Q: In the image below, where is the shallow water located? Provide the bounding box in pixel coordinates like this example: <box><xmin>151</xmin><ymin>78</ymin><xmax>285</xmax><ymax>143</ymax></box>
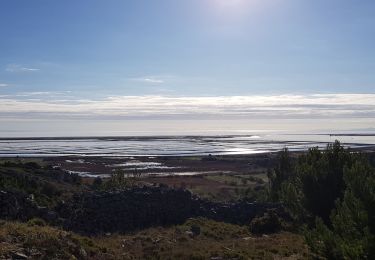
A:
<box><xmin>0</xmin><ymin>134</ymin><xmax>374</xmax><ymax>157</ymax></box>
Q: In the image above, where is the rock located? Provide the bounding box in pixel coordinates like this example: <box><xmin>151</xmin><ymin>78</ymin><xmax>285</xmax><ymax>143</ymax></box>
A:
<box><xmin>29</xmin><ymin>248</ymin><xmax>42</xmax><ymax>258</ymax></box>
<box><xmin>185</xmin><ymin>231</ymin><xmax>194</xmax><ymax>238</ymax></box>
<box><xmin>79</xmin><ymin>247</ymin><xmax>87</xmax><ymax>258</ymax></box>
<box><xmin>11</xmin><ymin>252</ymin><xmax>28</xmax><ymax>259</ymax></box>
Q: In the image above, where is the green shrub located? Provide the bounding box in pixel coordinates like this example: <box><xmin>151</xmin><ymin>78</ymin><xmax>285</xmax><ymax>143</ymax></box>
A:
<box><xmin>102</xmin><ymin>169</ymin><xmax>133</xmax><ymax>190</ymax></box>
<box><xmin>305</xmin><ymin>161</ymin><xmax>375</xmax><ymax>259</ymax></box>
<box><xmin>269</xmin><ymin>141</ymin><xmax>358</xmax><ymax>224</ymax></box>
<box><xmin>268</xmin><ymin>141</ymin><xmax>375</xmax><ymax>258</ymax></box>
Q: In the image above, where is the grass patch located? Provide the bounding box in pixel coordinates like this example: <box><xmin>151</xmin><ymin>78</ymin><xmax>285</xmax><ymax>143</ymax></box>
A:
<box><xmin>0</xmin><ymin>220</ymin><xmax>112</xmax><ymax>259</ymax></box>
<box><xmin>93</xmin><ymin>218</ymin><xmax>308</xmax><ymax>259</ymax></box>
<box><xmin>187</xmin><ymin>174</ymin><xmax>268</xmax><ymax>202</ymax></box>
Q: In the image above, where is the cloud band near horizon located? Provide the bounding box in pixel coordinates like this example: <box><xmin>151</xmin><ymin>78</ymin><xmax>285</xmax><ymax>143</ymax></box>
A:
<box><xmin>0</xmin><ymin>94</ymin><xmax>374</xmax><ymax>120</ymax></box>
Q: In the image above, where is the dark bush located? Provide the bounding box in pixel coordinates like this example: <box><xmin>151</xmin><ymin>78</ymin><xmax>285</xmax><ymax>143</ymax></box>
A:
<box><xmin>24</xmin><ymin>162</ymin><xmax>42</xmax><ymax>170</ymax></box>
<box><xmin>249</xmin><ymin>209</ymin><xmax>282</xmax><ymax>234</ymax></box>
<box><xmin>190</xmin><ymin>224</ymin><xmax>201</xmax><ymax>236</ymax></box>
<box><xmin>92</xmin><ymin>177</ymin><xmax>103</xmax><ymax>189</ymax></box>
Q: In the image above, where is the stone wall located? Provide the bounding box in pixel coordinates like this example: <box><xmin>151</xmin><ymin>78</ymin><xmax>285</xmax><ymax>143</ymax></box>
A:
<box><xmin>1</xmin><ymin>186</ymin><xmax>284</xmax><ymax>235</ymax></box>
<box><xmin>55</xmin><ymin>186</ymin><xmax>283</xmax><ymax>234</ymax></box>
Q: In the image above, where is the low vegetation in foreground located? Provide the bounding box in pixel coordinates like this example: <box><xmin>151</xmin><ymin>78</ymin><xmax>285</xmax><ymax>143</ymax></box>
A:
<box><xmin>0</xmin><ymin>218</ymin><xmax>307</xmax><ymax>260</ymax></box>
<box><xmin>0</xmin><ymin>219</ymin><xmax>107</xmax><ymax>259</ymax></box>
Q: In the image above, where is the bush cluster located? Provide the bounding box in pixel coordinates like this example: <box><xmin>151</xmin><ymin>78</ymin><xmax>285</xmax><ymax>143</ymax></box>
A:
<box><xmin>268</xmin><ymin>141</ymin><xmax>375</xmax><ymax>259</ymax></box>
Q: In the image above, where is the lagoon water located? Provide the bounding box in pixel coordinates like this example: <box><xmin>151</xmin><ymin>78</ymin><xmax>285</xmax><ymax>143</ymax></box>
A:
<box><xmin>0</xmin><ymin>134</ymin><xmax>375</xmax><ymax>157</ymax></box>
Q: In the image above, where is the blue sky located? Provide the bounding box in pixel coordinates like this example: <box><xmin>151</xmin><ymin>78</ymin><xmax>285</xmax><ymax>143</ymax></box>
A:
<box><xmin>0</xmin><ymin>0</ymin><xmax>374</xmax><ymax>136</ymax></box>
<box><xmin>1</xmin><ymin>0</ymin><xmax>375</xmax><ymax>96</ymax></box>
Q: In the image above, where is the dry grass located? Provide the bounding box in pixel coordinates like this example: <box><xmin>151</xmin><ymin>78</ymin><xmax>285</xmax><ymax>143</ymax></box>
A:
<box><xmin>0</xmin><ymin>218</ymin><xmax>308</xmax><ymax>259</ymax></box>
<box><xmin>94</xmin><ymin>218</ymin><xmax>309</xmax><ymax>260</ymax></box>
<box><xmin>0</xmin><ymin>220</ymin><xmax>112</xmax><ymax>259</ymax></box>
<box><xmin>142</xmin><ymin>173</ymin><xmax>268</xmax><ymax>202</ymax></box>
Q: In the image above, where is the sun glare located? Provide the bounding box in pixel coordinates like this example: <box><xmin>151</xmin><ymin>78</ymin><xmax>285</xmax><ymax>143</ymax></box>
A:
<box><xmin>215</xmin><ymin>0</ymin><xmax>247</xmax><ymax>8</ymax></box>
<box><xmin>214</xmin><ymin>0</ymin><xmax>249</xmax><ymax>9</ymax></box>
<box><xmin>210</xmin><ymin>0</ymin><xmax>261</xmax><ymax>15</ymax></box>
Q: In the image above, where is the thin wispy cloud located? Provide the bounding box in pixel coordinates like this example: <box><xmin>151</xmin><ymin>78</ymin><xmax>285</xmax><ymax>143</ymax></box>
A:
<box><xmin>0</xmin><ymin>94</ymin><xmax>374</xmax><ymax>120</ymax></box>
<box><xmin>0</xmin><ymin>91</ymin><xmax>75</xmax><ymax>101</ymax></box>
<box><xmin>0</xmin><ymin>83</ymin><xmax>8</xmax><ymax>87</ymax></box>
<box><xmin>130</xmin><ymin>75</ymin><xmax>178</xmax><ymax>84</ymax></box>
<box><xmin>15</xmin><ymin>91</ymin><xmax>72</xmax><ymax>96</ymax></box>
<box><xmin>131</xmin><ymin>77</ymin><xmax>165</xmax><ymax>84</ymax></box>
<box><xmin>144</xmin><ymin>78</ymin><xmax>164</xmax><ymax>83</ymax></box>
<box><xmin>5</xmin><ymin>64</ymin><xmax>40</xmax><ymax>72</ymax></box>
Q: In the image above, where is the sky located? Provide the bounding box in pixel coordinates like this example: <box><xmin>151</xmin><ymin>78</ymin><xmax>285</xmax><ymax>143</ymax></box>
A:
<box><xmin>0</xmin><ymin>0</ymin><xmax>374</xmax><ymax>136</ymax></box>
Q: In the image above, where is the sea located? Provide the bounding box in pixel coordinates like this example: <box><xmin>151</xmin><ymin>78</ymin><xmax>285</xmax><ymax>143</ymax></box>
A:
<box><xmin>0</xmin><ymin>133</ymin><xmax>375</xmax><ymax>157</ymax></box>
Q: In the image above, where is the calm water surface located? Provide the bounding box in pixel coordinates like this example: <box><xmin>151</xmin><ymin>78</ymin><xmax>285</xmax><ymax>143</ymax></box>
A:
<box><xmin>0</xmin><ymin>134</ymin><xmax>374</xmax><ymax>157</ymax></box>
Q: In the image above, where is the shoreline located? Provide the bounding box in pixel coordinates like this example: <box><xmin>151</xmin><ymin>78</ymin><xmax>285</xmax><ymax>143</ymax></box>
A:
<box><xmin>2</xmin><ymin>146</ymin><xmax>374</xmax><ymax>179</ymax></box>
<box><xmin>0</xmin><ymin>132</ymin><xmax>375</xmax><ymax>140</ymax></box>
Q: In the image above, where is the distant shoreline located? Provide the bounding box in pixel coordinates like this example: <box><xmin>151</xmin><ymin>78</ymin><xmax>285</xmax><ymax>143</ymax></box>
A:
<box><xmin>328</xmin><ymin>134</ymin><xmax>375</xmax><ymax>137</ymax></box>
<box><xmin>1</xmin><ymin>132</ymin><xmax>375</xmax><ymax>140</ymax></box>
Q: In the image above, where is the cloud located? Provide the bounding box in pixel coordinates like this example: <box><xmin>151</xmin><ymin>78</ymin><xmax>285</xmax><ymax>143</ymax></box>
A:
<box><xmin>143</xmin><ymin>78</ymin><xmax>164</xmax><ymax>83</ymax></box>
<box><xmin>131</xmin><ymin>76</ymin><xmax>166</xmax><ymax>84</ymax></box>
<box><xmin>0</xmin><ymin>83</ymin><xmax>8</xmax><ymax>87</ymax></box>
<box><xmin>5</xmin><ymin>64</ymin><xmax>40</xmax><ymax>72</ymax></box>
<box><xmin>0</xmin><ymin>94</ymin><xmax>374</xmax><ymax>120</ymax></box>
<box><xmin>15</xmin><ymin>91</ymin><xmax>72</xmax><ymax>96</ymax></box>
